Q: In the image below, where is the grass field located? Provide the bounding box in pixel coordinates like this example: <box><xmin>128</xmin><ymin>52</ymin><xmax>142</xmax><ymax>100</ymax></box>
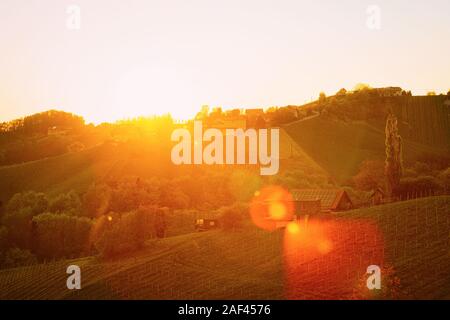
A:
<box><xmin>0</xmin><ymin>143</ymin><xmax>123</xmax><ymax>203</ymax></box>
<box><xmin>284</xmin><ymin>117</ymin><xmax>443</xmax><ymax>182</ymax></box>
<box><xmin>0</xmin><ymin>196</ymin><xmax>448</xmax><ymax>300</ymax></box>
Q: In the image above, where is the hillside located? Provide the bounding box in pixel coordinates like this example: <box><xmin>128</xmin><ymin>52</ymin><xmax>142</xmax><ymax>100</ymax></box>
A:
<box><xmin>0</xmin><ymin>143</ymin><xmax>123</xmax><ymax>203</ymax></box>
<box><xmin>284</xmin><ymin>116</ymin><xmax>444</xmax><ymax>183</ymax></box>
<box><xmin>391</xmin><ymin>96</ymin><xmax>449</xmax><ymax>150</ymax></box>
<box><xmin>0</xmin><ymin>127</ymin><xmax>330</xmax><ymax>204</ymax></box>
<box><xmin>0</xmin><ymin>196</ymin><xmax>448</xmax><ymax>300</ymax></box>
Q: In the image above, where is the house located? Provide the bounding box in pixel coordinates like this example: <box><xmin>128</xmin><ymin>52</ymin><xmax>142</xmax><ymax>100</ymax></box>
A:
<box><xmin>370</xmin><ymin>187</ymin><xmax>385</xmax><ymax>206</ymax></box>
<box><xmin>296</xmin><ymin>199</ymin><xmax>321</xmax><ymax>215</ymax></box>
<box><xmin>291</xmin><ymin>189</ymin><xmax>353</xmax><ymax>213</ymax></box>
<box><xmin>195</xmin><ymin>218</ymin><xmax>219</xmax><ymax>231</ymax></box>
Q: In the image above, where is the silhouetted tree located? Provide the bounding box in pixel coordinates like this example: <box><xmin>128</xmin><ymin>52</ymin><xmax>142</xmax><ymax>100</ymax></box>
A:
<box><xmin>318</xmin><ymin>92</ymin><xmax>327</xmax><ymax>104</ymax></box>
<box><xmin>385</xmin><ymin>113</ymin><xmax>403</xmax><ymax>198</ymax></box>
<box><xmin>33</xmin><ymin>213</ymin><xmax>92</xmax><ymax>259</ymax></box>
<box><xmin>336</xmin><ymin>88</ymin><xmax>347</xmax><ymax>96</ymax></box>
<box><xmin>353</xmin><ymin>160</ymin><xmax>385</xmax><ymax>191</ymax></box>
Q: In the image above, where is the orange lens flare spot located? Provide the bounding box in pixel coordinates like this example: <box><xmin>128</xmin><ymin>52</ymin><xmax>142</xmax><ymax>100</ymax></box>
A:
<box><xmin>286</xmin><ymin>222</ymin><xmax>300</xmax><ymax>234</ymax></box>
<box><xmin>249</xmin><ymin>185</ymin><xmax>294</xmax><ymax>231</ymax></box>
<box><xmin>283</xmin><ymin>220</ymin><xmax>385</xmax><ymax>300</ymax></box>
<box><xmin>269</xmin><ymin>202</ymin><xmax>287</xmax><ymax>220</ymax></box>
<box><xmin>317</xmin><ymin>239</ymin><xmax>332</xmax><ymax>254</ymax></box>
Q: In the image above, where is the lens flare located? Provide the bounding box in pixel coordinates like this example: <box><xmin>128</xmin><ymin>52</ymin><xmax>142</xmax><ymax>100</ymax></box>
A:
<box><xmin>317</xmin><ymin>239</ymin><xmax>332</xmax><ymax>254</ymax></box>
<box><xmin>269</xmin><ymin>202</ymin><xmax>287</xmax><ymax>220</ymax></box>
<box><xmin>283</xmin><ymin>219</ymin><xmax>384</xmax><ymax>300</ymax></box>
<box><xmin>249</xmin><ymin>185</ymin><xmax>294</xmax><ymax>231</ymax></box>
<box><xmin>286</xmin><ymin>221</ymin><xmax>301</xmax><ymax>235</ymax></box>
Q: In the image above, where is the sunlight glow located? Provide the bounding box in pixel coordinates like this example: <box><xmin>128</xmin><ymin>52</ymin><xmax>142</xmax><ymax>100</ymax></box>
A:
<box><xmin>249</xmin><ymin>186</ymin><xmax>294</xmax><ymax>231</ymax></box>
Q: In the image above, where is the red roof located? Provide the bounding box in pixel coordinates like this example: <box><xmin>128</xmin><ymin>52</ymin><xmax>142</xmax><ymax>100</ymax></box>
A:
<box><xmin>291</xmin><ymin>189</ymin><xmax>352</xmax><ymax>211</ymax></box>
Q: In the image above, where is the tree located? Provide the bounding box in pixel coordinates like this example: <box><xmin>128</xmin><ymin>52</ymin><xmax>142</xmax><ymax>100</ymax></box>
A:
<box><xmin>336</xmin><ymin>88</ymin><xmax>347</xmax><ymax>96</ymax></box>
<box><xmin>353</xmin><ymin>160</ymin><xmax>385</xmax><ymax>191</ymax></box>
<box><xmin>1</xmin><ymin>248</ymin><xmax>37</xmax><ymax>269</ymax></box>
<box><xmin>94</xmin><ymin>207</ymin><xmax>167</xmax><ymax>258</ymax></box>
<box><xmin>354</xmin><ymin>83</ymin><xmax>371</xmax><ymax>91</ymax></box>
<box><xmin>152</xmin><ymin>207</ymin><xmax>167</xmax><ymax>238</ymax></box>
<box><xmin>49</xmin><ymin>190</ymin><xmax>81</xmax><ymax>215</ymax></box>
<box><xmin>385</xmin><ymin>113</ymin><xmax>403</xmax><ymax>198</ymax></box>
<box><xmin>6</xmin><ymin>191</ymin><xmax>48</xmax><ymax>216</ymax></box>
<box><xmin>82</xmin><ymin>183</ymin><xmax>112</xmax><ymax>218</ymax></box>
<box><xmin>2</xmin><ymin>191</ymin><xmax>48</xmax><ymax>249</ymax></box>
<box><xmin>33</xmin><ymin>213</ymin><xmax>92</xmax><ymax>259</ymax></box>
<box><xmin>219</xmin><ymin>203</ymin><xmax>247</xmax><ymax>231</ymax></box>
<box><xmin>318</xmin><ymin>92</ymin><xmax>327</xmax><ymax>104</ymax></box>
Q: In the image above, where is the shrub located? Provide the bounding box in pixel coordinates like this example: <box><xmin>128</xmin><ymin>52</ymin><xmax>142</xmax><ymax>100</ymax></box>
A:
<box><xmin>1</xmin><ymin>248</ymin><xmax>37</xmax><ymax>269</ymax></box>
<box><xmin>353</xmin><ymin>160</ymin><xmax>385</xmax><ymax>191</ymax></box>
<box><xmin>82</xmin><ymin>183</ymin><xmax>112</xmax><ymax>218</ymax></box>
<box><xmin>49</xmin><ymin>190</ymin><xmax>82</xmax><ymax>215</ymax></box>
<box><xmin>108</xmin><ymin>177</ymin><xmax>161</xmax><ymax>212</ymax></box>
<box><xmin>5</xmin><ymin>191</ymin><xmax>48</xmax><ymax>216</ymax></box>
<box><xmin>32</xmin><ymin>213</ymin><xmax>93</xmax><ymax>259</ymax></box>
<box><xmin>3</xmin><ymin>191</ymin><xmax>49</xmax><ymax>249</ymax></box>
<box><xmin>167</xmin><ymin>209</ymin><xmax>199</xmax><ymax>236</ymax></box>
<box><xmin>2</xmin><ymin>206</ymin><xmax>38</xmax><ymax>249</ymax></box>
<box><xmin>219</xmin><ymin>203</ymin><xmax>248</xmax><ymax>231</ymax></box>
<box><xmin>396</xmin><ymin>175</ymin><xmax>442</xmax><ymax>199</ymax></box>
<box><xmin>94</xmin><ymin>207</ymin><xmax>167</xmax><ymax>258</ymax></box>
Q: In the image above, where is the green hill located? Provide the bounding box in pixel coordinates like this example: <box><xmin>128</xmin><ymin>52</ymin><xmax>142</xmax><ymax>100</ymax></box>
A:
<box><xmin>284</xmin><ymin>116</ymin><xmax>444</xmax><ymax>183</ymax></box>
<box><xmin>0</xmin><ymin>143</ymin><xmax>123</xmax><ymax>203</ymax></box>
<box><xmin>0</xmin><ymin>196</ymin><xmax>448</xmax><ymax>300</ymax></box>
<box><xmin>391</xmin><ymin>96</ymin><xmax>449</xmax><ymax>150</ymax></box>
<box><xmin>0</xmin><ymin>128</ymin><xmax>330</xmax><ymax>204</ymax></box>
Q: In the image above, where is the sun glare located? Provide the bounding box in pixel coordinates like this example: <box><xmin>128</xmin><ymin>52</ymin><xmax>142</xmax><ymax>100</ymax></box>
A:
<box><xmin>106</xmin><ymin>65</ymin><xmax>201</xmax><ymax>123</ymax></box>
<box><xmin>286</xmin><ymin>222</ymin><xmax>300</xmax><ymax>235</ymax></box>
<box><xmin>249</xmin><ymin>186</ymin><xmax>294</xmax><ymax>231</ymax></box>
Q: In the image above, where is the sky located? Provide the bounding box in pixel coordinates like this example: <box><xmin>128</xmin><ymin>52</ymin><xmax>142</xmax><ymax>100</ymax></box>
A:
<box><xmin>0</xmin><ymin>0</ymin><xmax>449</xmax><ymax>124</ymax></box>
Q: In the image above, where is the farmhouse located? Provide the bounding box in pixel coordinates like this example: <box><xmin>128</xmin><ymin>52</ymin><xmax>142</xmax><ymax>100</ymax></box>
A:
<box><xmin>195</xmin><ymin>218</ymin><xmax>219</xmax><ymax>231</ymax></box>
<box><xmin>291</xmin><ymin>189</ymin><xmax>353</xmax><ymax>213</ymax></box>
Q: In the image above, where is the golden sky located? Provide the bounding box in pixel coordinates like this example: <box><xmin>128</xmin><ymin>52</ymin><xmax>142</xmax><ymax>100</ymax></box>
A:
<box><xmin>0</xmin><ymin>0</ymin><xmax>449</xmax><ymax>123</ymax></box>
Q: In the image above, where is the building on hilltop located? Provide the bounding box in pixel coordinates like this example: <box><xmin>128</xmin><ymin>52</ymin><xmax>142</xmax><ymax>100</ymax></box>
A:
<box><xmin>291</xmin><ymin>189</ymin><xmax>353</xmax><ymax>213</ymax></box>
